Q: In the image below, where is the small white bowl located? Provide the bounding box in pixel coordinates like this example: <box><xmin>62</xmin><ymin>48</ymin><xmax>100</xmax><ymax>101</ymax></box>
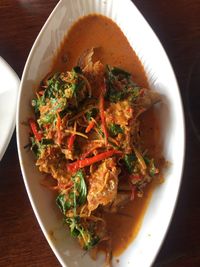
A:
<box><xmin>16</xmin><ymin>0</ymin><xmax>185</xmax><ymax>266</ymax></box>
<box><xmin>0</xmin><ymin>57</ymin><xmax>19</xmax><ymax>160</ymax></box>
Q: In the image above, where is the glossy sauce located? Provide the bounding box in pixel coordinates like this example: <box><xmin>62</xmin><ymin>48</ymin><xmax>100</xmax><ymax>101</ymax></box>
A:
<box><xmin>52</xmin><ymin>15</ymin><xmax>162</xmax><ymax>256</ymax></box>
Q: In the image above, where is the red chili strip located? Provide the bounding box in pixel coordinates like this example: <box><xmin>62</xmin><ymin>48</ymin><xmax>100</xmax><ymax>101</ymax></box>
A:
<box><xmin>85</xmin><ymin>119</ymin><xmax>95</xmax><ymax>133</ymax></box>
<box><xmin>68</xmin><ymin>134</ymin><xmax>76</xmax><ymax>151</ymax></box>
<box><xmin>29</xmin><ymin>118</ymin><xmax>43</xmax><ymax>141</ymax></box>
<box><xmin>67</xmin><ymin>149</ymin><xmax>122</xmax><ymax>173</ymax></box>
<box><xmin>80</xmin><ymin>144</ymin><xmax>103</xmax><ymax>160</ymax></box>
<box><xmin>99</xmin><ymin>93</ymin><xmax>108</xmax><ymax>145</ymax></box>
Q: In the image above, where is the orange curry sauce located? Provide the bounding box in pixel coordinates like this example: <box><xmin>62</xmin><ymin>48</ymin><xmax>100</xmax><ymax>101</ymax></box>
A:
<box><xmin>52</xmin><ymin>14</ymin><xmax>162</xmax><ymax>256</ymax></box>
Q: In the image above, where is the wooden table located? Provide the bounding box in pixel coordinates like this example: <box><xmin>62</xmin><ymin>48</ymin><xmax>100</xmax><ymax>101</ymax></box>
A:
<box><xmin>0</xmin><ymin>1</ymin><xmax>199</xmax><ymax>266</ymax></box>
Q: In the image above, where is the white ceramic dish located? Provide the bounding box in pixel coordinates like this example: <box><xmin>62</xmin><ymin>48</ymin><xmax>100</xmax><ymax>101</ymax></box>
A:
<box><xmin>16</xmin><ymin>0</ymin><xmax>185</xmax><ymax>266</ymax></box>
<box><xmin>0</xmin><ymin>57</ymin><xmax>19</xmax><ymax>161</ymax></box>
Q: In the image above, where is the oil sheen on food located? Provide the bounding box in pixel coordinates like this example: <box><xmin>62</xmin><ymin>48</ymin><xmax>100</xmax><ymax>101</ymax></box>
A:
<box><xmin>52</xmin><ymin>14</ymin><xmax>162</xmax><ymax>256</ymax></box>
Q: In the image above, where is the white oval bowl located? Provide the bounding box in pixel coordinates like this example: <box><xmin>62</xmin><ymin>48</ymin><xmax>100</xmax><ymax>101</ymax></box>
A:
<box><xmin>16</xmin><ymin>0</ymin><xmax>185</xmax><ymax>266</ymax></box>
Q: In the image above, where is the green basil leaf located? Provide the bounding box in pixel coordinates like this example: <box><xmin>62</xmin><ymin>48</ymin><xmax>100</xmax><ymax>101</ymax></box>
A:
<box><xmin>56</xmin><ymin>194</ymin><xmax>72</xmax><ymax>214</ymax></box>
<box><xmin>109</xmin><ymin>123</ymin><xmax>124</xmax><ymax>137</ymax></box>
<box><xmin>124</xmin><ymin>153</ymin><xmax>136</xmax><ymax>173</ymax></box>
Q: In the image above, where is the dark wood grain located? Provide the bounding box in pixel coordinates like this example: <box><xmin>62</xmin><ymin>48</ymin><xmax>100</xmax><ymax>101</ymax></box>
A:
<box><xmin>0</xmin><ymin>0</ymin><xmax>200</xmax><ymax>266</ymax></box>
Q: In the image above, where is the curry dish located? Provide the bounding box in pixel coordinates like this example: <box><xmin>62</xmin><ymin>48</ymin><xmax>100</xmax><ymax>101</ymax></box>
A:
<box><xmin>28</xmin><ymin>15</ymin><xmax>163</xmax><ymax>262</ymax></box>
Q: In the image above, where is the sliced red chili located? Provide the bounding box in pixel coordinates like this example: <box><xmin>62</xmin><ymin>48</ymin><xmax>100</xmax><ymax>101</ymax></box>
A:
<box><xmin>68</xmin><ymin>134</ymin><xmax>76</xmax><ymax>151</ymax></box>
<box><xmin>99</xmin><ymin>93</ymin><xmax>108</xmax><ymax>145</ymax></box>
<box><xmin>67</xmin><ymin>149</ymin><xmax>122</xmax><ymax>173</ymax></box>
<box><xmin>80</xmin><ymin>144</ymin><xmax>103</xmax><ymax>160</ymax></box>
<box><xmin>85</xmin><ymin>119</ymin><xmax>95</xmax><ymax>133</ymax></box>
<box><xmin>29</xmin><ymin>118</ymin><xmax>43</xmax><ymax>141</ymax></box>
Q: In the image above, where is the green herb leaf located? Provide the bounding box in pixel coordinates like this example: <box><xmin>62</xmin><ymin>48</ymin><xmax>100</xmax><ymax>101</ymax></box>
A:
<box><xmin>149</xmin><ymin>159</ymin><xmax>158</xmax><ymax>177</ymax></box>
<box><xmin>127</xmin><ymin>86</ymin><xmax>141</xmax><ymax>102</ymax></box>
<box><xmin>72</xmin><ymin>66</ymin><xmax>82</xmax><ymax>74</ymax></box>
<box><xmin>38</xmin><ymin>98</ymin><xmax>67</xmax><ymax>126</ymax></box>
<box><xmin>71</xmin><ymin>80</ymin><xmax>85</xmax><ymax>97</ymax></box>
<box><xmin>105</xmin><ymin>65</ymin><xmax>142</xmax><ymax>103</ymax></box>
<box><xmin>29</xmin><ymin>137</ymin><xmax>54</xmax><ymax>158</ymax></box>
<box><xmin>105</xmin><ymin>65</ymin><xmax>128</xmax><ymax>103</ymax></box>
<box><xmin>84</xmin><ymin>235</ymin><xmax>100</xmax><ymax>250</ymax></box>
<box><xmin>31</xmin><ymin>97</ymin><xmax>45</xmax><ymax>115</ymax></box>
<box><xmin>56</xmin><ymin>194</ymin><xmax>72</xmax><ymax>214</ymax></box>
<box><xmin>30</xmin><ymin>137</ymin><xmax>40</xmax><ymax>157</ymax></box>
<box><xmin>110</xmin><ymin>66</ymin><xmax>131</xmax><ymax>78</ymax></box>
<box><xmin>66</xmin><ymin>217</ymin><xmax>100</xmax><ymax>250</ymax></box>
<box><xmin>56</xmin><ymin>170</ymin><xmax>87</xmax><ymax>217</ymax></box>
<box><xmin>124</xmin><ymin>153</ymin><xmax>136</xmax><ymax>173</ymax></box>
<box><xmin>144</xmin><ymin>156</ymin><xmax>159</xmax><ymax>177</ymax></box>
<box><xmin>72</xmin><ymin>170</ymin><xmax>87</xmax><ymax>206</ymax></box>
<box><xmin>109</xmin><ymin>123</ymin><xmax>123</xmax><ymax>137</ymax></box>
<box><xmin>107</xmin><ymin>90</ymin><xmax>126</xmax><ymax>103</ymax></box>
<box><xmin>45</xmin><ymin>73</ymin><xmax>62</xmax><ymax>99</ymax></box>
<box><xmin>66</xmin><ymin>217</ymin><xmax>81</xmax><ymax>237</ymax></box>
<box><xmin>41</xmin><ymin>139</ymin><xmax>54</xmax><ymax>145</ymax></box>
